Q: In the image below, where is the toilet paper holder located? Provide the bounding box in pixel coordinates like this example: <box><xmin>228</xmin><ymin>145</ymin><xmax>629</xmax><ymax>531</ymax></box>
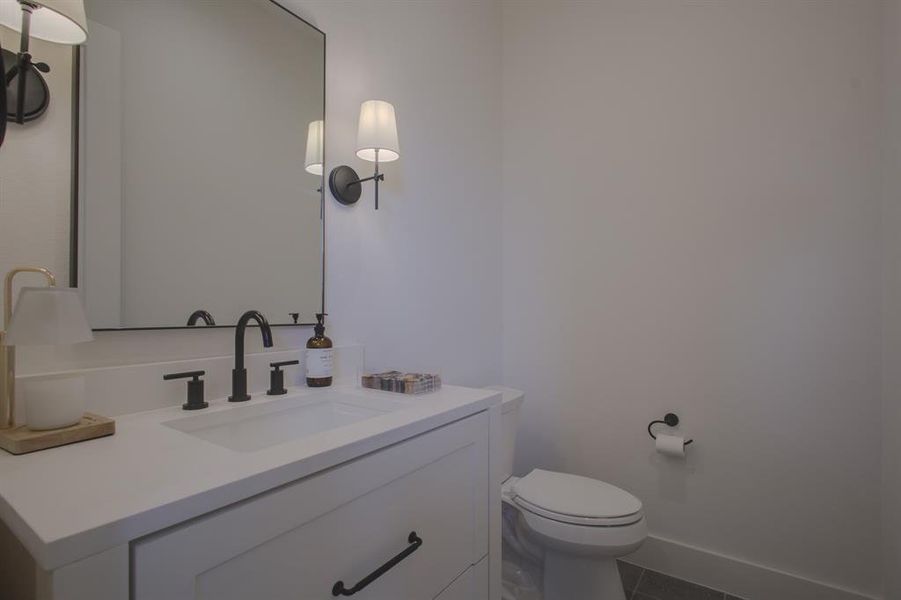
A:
<box><xmin>647</xmin><ymin>413</ymin><xmax>693</xmax><ymax>446</ymax></box>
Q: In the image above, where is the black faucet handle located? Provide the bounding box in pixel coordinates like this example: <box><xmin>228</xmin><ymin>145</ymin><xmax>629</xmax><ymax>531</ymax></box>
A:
<box><xmin>268</xmin><ymin>360</ymin><xmax>300</xmax><ymax>396</ymax></box>
<box><xmin>163</xmin><ymin>370</ymin><xmax>205</xmax><ymax>381</ymax></box>
<box><xmin>270</xmin><ymin>360</ymin><xmax>300</xmax><ymax>369</ymax></box>
<box><xmin>163</xmin><ymin>370</ymin><xmax>208</xmax><ymax>410</ymax></box>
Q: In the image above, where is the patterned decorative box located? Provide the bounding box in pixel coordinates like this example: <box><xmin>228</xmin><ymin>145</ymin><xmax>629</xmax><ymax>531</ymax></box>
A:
<box><xmin>360</xmin><ymin>371</ymin><xmax>442</xmax><ymax>395</ymax></box>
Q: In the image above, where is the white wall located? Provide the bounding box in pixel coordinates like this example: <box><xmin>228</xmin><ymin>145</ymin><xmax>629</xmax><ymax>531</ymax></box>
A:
<box><xmin>0</xmin><ymin>31</ymin><xmax>73</xmax><ymax>316</ymax></box>
<box><xmin>502</xmin><ymin>1</ymin><xmax>883</xmax><ymax>597</ymax></box>
<box><xmin>16</xmin><ymin>0</ymin><xmax>503</xmax><ymax>389</ymax></box>
<box><xmin>283</xmin><ymin>0</ymin><xmax>503</xmax><ymax>385</ymax></box>
<box><xmin>882</xmin><ymin>1</ymin><xmax>901</xmax><ymax>598</ymax></box>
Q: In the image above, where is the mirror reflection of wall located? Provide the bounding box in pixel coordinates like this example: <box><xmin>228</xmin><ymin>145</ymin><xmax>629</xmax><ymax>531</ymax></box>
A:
<box><xmin>78</xmin><ymin>0</ymin><xmax>325</xmax><ymax>330</ymax></box>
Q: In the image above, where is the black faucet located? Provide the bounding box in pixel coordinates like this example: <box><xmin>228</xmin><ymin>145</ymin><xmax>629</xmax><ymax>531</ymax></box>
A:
<box><xmin>186</xmin><ymin>309</ymin><xmax>216</xmax><ymax>326</ymax></box>
<box><xmin>229</xmin><ymin>310</ymin><xmax>274</xmax><ymax>402</ymax></box>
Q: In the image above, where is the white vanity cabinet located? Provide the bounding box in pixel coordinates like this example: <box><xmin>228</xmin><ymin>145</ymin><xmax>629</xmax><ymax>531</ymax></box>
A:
<box><xmin>435</xmin><ymin>558</ymin><xmax>489</xmax><ymax>599</ymax></box>
<box><xmin>0</xmin><ymin>384</ymin><xmax>501</xmax><ymax>600</ymax></box>
<box><xmin>132</xmin><ymin>412</ymin><xmax>489</xmax><ymax>600</ymax></box>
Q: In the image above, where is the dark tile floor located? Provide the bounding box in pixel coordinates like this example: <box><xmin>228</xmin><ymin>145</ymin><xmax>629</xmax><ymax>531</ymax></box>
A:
<box><xmin>618</xmin><ymin>561</ymin><xmax>746</xmax><ymax>600</ymax></box>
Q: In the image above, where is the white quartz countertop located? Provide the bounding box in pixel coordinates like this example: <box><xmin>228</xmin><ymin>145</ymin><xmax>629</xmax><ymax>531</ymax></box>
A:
<box><xmin>0</xmin><ymin>384</ymin><xmax>500</xmax><ymax>570</ymax></box>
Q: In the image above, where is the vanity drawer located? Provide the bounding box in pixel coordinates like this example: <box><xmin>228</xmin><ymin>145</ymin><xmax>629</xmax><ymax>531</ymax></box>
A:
<box><xmin>133</xmin><ymin>412</ymin><xmax>489</xmax><ymax>600</ymax></box>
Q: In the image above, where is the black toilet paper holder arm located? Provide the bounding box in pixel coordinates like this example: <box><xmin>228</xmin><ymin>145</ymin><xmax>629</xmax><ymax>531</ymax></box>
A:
<box><xmin>647</xmin><ymin>413</ymin><xmax>693</xmax><ymax>446</ymax></box>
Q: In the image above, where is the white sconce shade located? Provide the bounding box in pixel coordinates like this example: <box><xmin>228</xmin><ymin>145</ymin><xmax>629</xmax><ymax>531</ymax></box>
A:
<box><xmin>356</xmin><ymin>100</ymin><xmax>399</xmax><ymax>163</ymax></box>
<box><xmin>304</xmin><ymin>120</ymin><xmax>324</xmax><ymax>176</ymax></box>
<box><xmin>5</xmin><ymin>287</ymin><xmax>93</xmax><ymax>346</ymax></box>
<box><xmin>0</xmin><ymin>0</ymin><xmax>87</xmax><ymax>45</ymax></box>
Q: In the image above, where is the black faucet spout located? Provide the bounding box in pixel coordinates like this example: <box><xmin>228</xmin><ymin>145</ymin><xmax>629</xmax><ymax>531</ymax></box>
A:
<box><xmin>186</xmin><ymin>309</ymin><xmax>216</xmax><ymax>326</ymax></box>
<box><xmin>229</xmin><ymin>310</ymin><xmax>274</xmax><ymax>402</ymax></box>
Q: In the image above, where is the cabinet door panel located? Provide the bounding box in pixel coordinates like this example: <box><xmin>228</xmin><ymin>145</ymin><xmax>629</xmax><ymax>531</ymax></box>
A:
<box><xmin>434</xmin><ymin>557</ymin><xmax>489</xmax><ymax>600</ymax></box>
<box><xmin>133</xmin><ymin>413</ymin><xmax>489</xmax><ymax>600</ymax></box>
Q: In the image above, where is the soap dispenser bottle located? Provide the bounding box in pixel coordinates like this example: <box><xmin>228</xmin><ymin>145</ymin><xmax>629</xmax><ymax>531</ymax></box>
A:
<box><xmin>306</xmin><ymin>313</ymin><xmax>333</xmax><ymax>387</ymax></box>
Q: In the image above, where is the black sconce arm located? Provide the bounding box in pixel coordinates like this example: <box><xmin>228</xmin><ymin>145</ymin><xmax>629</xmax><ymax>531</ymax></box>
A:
<box><xmin>0</xmin><ymin>37</ymin><xmax>6</xmax><ymax>148</ymax></box>
<box><xmin>12</xmin><ymin>2</ymin><xmax>33</xmax><ymax>125</ymax></box>
<box><xmin>348</xmin><ymin>173</ymin><xmax>384</xmax><ymax>186</ymax></box>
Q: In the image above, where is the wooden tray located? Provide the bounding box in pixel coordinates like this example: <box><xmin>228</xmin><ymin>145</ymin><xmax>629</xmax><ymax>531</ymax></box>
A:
<box><xmin>0</xmin><ymin>413</ymin><xmax>115</xmax><ymax>455</ymax></box>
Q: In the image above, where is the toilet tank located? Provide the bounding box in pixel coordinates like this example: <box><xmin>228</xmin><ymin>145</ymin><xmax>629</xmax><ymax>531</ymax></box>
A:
<box><xmin>485</xmin><ymin>386</ymin><xmax>524</xmax><ymax>482</ymax></box>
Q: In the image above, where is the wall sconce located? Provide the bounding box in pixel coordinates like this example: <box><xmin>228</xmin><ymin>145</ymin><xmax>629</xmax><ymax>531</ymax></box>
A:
<box><xmin>0</xmin><ymin>0</ymin><xmax>88</xmax><ymax>148</ymax></box>
<box><xmin>329</xmin><ymin>100</ymin><xmax>399</xmax><ymax>210</ymax></box>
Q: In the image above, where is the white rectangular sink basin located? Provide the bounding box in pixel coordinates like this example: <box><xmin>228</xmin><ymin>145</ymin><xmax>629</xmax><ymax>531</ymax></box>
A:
<box><xmin>163</xmin><ymin>391</ymin><xmax>409</xmax><ymax>452</ymax></box>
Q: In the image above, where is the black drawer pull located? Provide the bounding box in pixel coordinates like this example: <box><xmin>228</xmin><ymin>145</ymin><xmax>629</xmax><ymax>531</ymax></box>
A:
<box><xmin>331</xmin><ymin>532</ymin><xmax>423</xmax><ymax>596</ymax></box>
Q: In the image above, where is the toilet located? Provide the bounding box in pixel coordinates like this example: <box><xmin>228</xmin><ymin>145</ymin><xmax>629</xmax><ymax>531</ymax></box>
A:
<box><xmin>488</xmin><ymin>386</ymin><xmax>647</xmax><ymax>600</ymax></box>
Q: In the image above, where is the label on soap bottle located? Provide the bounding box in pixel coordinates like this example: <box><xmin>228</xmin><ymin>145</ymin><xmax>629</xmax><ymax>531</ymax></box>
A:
<box><xmin>306</xmin><ymin>348</ymin><xmax>334</xmax><ymax>378</ymax></box>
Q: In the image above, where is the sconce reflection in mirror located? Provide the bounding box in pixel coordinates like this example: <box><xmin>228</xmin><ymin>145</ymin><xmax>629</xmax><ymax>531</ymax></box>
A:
<box><xmin>305</xmin><ymin>119</ymin><xmax>324</xmax><ymax>176</ymax></box>
<box><xmin>0</xmin><ymin>0</ymin><xmax>88</xmax><ymax>149</ymax></box>
<box><xmin>329</xmin><ymin>100</ymin><xmax>400</xmax><ymax>210</ymax></box>
<box><xmin>305</xmin><ymin>119</ymin><xmax>325</xmax><ymax>217</ymax></box>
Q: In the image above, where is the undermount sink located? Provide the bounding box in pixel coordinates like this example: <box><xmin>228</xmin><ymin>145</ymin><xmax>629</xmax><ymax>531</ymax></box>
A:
<box><xmin>163</xmin><ymin>390</ymin><xmax>409</xmax><ymax>452</ymax></box>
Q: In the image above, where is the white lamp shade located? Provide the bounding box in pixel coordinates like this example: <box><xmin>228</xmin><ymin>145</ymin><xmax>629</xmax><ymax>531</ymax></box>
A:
<box><xmin>304</xmin><ymin>120</ymin><xmax>324</xmax><ymax>176</ymax></box>
<box><xmin>0</xmin><ymin>0</ymin><xmax>87</xmax><ymax>45</ymax></box>
<box><xmin>356</xmin><ymin>100</ymin><xmax>399</xmax><ymax>163</ymax></box>
<box><xmin>5</xmin><ymin>287</ymin><xmax>93</xmax><ymax>345</ymax></box>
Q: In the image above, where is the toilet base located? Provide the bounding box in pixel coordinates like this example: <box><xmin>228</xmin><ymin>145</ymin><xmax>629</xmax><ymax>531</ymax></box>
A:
<box><xmin>543</xmin><ymin>550</ymin><xmax>627</xmax><ymax>600</ymax></box>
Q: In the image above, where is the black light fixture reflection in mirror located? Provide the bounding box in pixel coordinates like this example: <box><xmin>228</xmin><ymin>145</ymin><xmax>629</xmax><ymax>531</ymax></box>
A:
<box><xmin>0</xmin><ymin>42</ymin><xmax>6</xmax><ymax>145</ymax></box>
<box><xmin>329</xmin><ymin>100</ymin><xmax>399</xmax><ymax>210</ymax></box>
<box><xmin>0</xmin><ymin>0</ymin><xmax>88</xmax><ymax>149</ymax></box>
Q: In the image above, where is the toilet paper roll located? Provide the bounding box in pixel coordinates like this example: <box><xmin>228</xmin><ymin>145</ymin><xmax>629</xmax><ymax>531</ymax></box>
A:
<box><xmin>655</xmin><ymin>433</ymin><xmax>685</xmax><ymax>458</ymax></box>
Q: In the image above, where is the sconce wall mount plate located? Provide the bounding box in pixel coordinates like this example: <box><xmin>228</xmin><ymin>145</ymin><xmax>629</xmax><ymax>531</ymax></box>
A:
<box><xmin>329</xmin><ymin>165</ymin><xmax>362</xmax><ymax>206</ymax></box>
<box><xmin>2</xmin><ymin>48</ymin><xmax>49</xmax><ymax>122</ymax></box>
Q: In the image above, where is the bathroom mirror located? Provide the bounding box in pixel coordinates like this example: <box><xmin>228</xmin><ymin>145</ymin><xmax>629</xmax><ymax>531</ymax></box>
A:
<box><xmin>74</xmin><ymin>0</ymin><xmax>325</xmax><ymax>330</ymax></box>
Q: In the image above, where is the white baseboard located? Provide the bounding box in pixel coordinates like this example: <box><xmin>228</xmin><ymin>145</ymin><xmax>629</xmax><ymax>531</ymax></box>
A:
<box><xmin>624</xmin><ymin>535</ymin><xmax>880</xmax><ymax>600</ymax></box>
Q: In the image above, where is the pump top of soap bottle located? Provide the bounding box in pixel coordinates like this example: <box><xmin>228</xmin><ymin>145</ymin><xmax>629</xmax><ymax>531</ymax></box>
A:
<box><xmin>314</xmin><ymin>313</ymin><xmax>326</xmax><ymax>336</ymax></box>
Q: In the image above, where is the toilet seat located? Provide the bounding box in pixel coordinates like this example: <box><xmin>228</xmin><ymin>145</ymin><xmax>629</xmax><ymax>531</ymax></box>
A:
<box><xmin>510</xmin><ymin>469</ymin><xmax>644</xmax><ymax>527</ymax></box>
<box><xmin>502</xmin><ymin>472</ymin><xmax>648</xmax><ymax>558</ymax></box>
<box><xmin>516</xmin><ymin>506</ymin><xmax>648</xmax><ymax>557</ymax></box>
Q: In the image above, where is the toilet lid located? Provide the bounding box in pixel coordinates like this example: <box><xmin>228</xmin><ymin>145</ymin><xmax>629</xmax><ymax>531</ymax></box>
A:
<box><xmin>512</xmin><ymin>469</ymin><xmax>642</xmax><ymax>524</ymax></box>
